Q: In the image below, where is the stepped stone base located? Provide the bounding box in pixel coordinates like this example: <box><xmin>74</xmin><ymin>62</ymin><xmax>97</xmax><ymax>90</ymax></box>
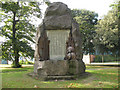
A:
<box><xmin>28</xmin><ymin>72</ymin><xmax>76</xmax><ymax>80</ymax></box>
<box><xmin>46</xmin><ymin>76</ymin><xmax>75</xmax><ymax>80</ymax></box>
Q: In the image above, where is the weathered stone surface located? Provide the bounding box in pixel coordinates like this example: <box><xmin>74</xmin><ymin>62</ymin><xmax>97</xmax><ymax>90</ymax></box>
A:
<box><xmin>34</xmin><ymin>60</ymin><xmax>85</xmax><ymax>76</ymax></box>
<box><xmin>44</xmin><ymin>2</ymin><xmax>72</xmax><ymax>30</ymax></box>
<box><xmin>35</xmin><ymin>60</ymin><xmax>68</xmax><ymax>76</ymax></box>
<box><xmin>72</xmin><ymin>19</ymin><xmax>83</xmax><ymax>60</ymax></box>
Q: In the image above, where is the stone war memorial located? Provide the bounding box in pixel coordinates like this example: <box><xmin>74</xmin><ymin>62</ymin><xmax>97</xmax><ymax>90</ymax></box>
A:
<box><xmin>33</xmin><ymin>2</ymin><xmax>86</xmax><ymax>80</ymax></box>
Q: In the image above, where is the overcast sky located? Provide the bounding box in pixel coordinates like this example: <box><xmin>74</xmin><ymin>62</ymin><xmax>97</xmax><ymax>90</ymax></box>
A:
<box><xmin>43</xmin><ymin>0</ymin><xmax>115</xmax><ymax>18</ymax></box>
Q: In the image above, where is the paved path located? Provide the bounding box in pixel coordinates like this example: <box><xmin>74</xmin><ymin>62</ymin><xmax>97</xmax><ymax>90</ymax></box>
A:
<box><xmin>86</xmin><ymin>67</ymin><xmax>119</xmax><ymax>70</ymax></box>
<box><xmin>86</xmin><ymin>62</ymin><xmax>119</xmax><ymax>66</ymax></box>
<box><xmin>0</xmin><ymin>64</ymin><xmax>33</xmax><ymax>68</ymax></box>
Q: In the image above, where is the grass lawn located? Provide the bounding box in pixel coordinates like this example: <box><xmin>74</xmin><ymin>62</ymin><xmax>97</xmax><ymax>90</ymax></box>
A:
<box><xmin>1</xmin><ymin>65</ymin><xmax>119</xmax><ymax>88</ymax></box>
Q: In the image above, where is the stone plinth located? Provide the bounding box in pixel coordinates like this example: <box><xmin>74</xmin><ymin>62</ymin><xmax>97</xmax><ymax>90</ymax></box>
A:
<box><xmin>34</xmin><ymin>60</ymin><xmax>86</xmax><ymax>80</ymax></box>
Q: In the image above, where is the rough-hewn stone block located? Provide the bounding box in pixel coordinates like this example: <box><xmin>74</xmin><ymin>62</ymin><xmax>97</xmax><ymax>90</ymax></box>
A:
<box><xmin>34</xmin><ymin>60</ymin><xmax>85</xmax><ymax>77</ymax></box>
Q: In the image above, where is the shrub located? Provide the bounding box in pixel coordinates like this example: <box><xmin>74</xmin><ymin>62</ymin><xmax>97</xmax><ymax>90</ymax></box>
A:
<box><xmin>11</xmin><ymin>63</ymin><xmax>22</xmax><ymax>68</ymax></box>
<box><xmin>25</xmin><ymin>61</ymin><xmax>34</xmax><ymax>64</ymax></box>
<box><xmin>19</xmin><ymin>60</ymin><xmax>26</xmax><ymax>65</ymax></box>
<box><xmin>19</xmin><ymin>60</ymin><xmax>34</xmax><ymax>65</ymax></box>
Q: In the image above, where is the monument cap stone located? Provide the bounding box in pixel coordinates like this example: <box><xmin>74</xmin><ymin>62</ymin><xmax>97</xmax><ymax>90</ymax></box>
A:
<box><xmin>44</xmin><ymin>2</ymin><xmax>72</xmax><ymax>30</ymax></box>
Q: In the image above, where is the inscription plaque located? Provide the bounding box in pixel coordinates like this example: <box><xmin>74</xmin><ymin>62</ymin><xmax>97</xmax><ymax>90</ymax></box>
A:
<box><xmin>47</xmin><ymin>30</ymin><xmax>70</xmax><ymax>60</ymax></box>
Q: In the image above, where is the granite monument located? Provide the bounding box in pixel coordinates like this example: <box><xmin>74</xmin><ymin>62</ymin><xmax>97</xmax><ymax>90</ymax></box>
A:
<box><xmin>34</xmin><ymin>2</ymin><xmax>86</xmax><ymax>80</ymax></box>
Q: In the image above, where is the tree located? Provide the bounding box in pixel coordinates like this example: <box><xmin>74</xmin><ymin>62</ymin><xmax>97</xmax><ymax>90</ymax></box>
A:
<box><xmin>1</xmin><ymin>1</ymin><xmax>43</xmax><ymax>67</ymax></box>
<box><xmin>0</xmin><ymin>44</ymin><xmax>2</xmax><ymax>56</ymax></box>
<box><xmin>110</xmin><ymin>0</ymin><xmax>120</xmax><ymax>19</ymax></box>
<box><xmin>72</xmin><ymin>9</ymin><xmax>98</xmax><ymax>54</ymax></box>
<box><xmin>95</xmin><ymin>6</ymin><xmax>119</xmax><ymax>56</ymax></box>
<box><xmin>111</xmin><ymin>0</ymin><xmax>120</xmax><ymax>56</ymax></box>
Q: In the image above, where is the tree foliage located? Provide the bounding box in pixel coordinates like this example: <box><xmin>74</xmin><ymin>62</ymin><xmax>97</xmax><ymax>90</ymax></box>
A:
<box><xmin>95</xmin><ymin>4</ymin><xmax>119</xmax><ymax>55</ymax></box>
<box><xmin>72</xmin><ymin>9</ymin><xmax>98</xmax><ymax>54</ymax></box>
<box><xmin>110</xmin><ymin>0</ymin><xmax>120</xmax><ymax>19</ymax></box>
<box><xmin>1</xmin><ymin>1</ymin><xmax>42</xmax><ymax>67</ymax></box>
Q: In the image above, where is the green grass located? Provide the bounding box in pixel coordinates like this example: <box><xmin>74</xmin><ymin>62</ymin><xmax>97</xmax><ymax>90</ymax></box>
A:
<box><xmin>1</xmin><ymin>65</ymin><xmax>119</xmax><ymax>88</ymax></box>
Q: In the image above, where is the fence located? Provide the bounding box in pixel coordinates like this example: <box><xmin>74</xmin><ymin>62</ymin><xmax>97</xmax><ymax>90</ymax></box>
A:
<box><xmin>93</xmin><ymin>55</ymin><xmax>120</xmax><ymax>62</ymax></box>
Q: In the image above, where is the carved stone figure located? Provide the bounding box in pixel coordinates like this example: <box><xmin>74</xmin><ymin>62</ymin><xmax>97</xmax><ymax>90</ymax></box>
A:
<box><xmin>65</xmin><ymin>29</ymin><xmax>76</xmax><ymax>60</ymax></box>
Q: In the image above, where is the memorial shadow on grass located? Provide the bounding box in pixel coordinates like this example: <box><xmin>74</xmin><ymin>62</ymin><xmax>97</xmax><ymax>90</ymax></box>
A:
<box><xmin>2</xmin><ymin>66</ymin><xmax>119</xmax><ymax>88</ymax></box>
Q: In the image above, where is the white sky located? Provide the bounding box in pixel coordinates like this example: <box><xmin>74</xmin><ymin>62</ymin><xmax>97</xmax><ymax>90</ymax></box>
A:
<box><xmin>0</xmin><ymin>0</ymin><xmax>115</xmax><ymax>42</ymax></box>
<box><xmin>45</xmin><ymin>0</ymin><xmax>115</xmax><ymax>18</ymax></box>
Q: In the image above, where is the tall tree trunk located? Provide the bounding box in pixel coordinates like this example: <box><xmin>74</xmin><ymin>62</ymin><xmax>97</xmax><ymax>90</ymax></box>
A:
<box><xmin>12</xmin><ymin>10</ymin><xmax>20</xmax><ymax>68</ymax></box>
<box><xmin>14</xmin><ymin>50</ymin><xmax>20</xmax><ymax>67</ymax></box>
